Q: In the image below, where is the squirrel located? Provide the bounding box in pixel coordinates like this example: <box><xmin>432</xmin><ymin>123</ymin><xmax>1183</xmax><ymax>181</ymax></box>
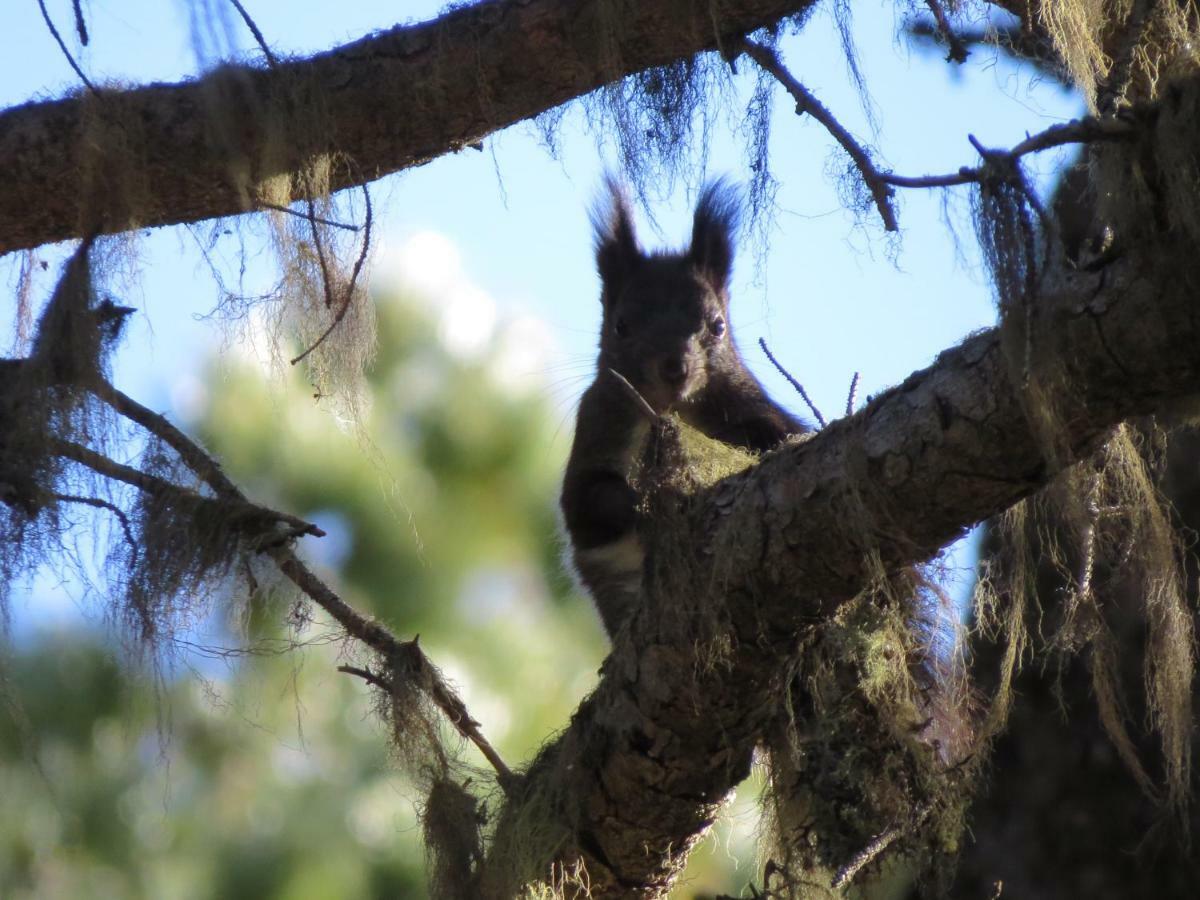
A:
<box><xmin>560</xmin><ymin>179</ymin><xmax>808</xmax><ymax>637</ymax></box>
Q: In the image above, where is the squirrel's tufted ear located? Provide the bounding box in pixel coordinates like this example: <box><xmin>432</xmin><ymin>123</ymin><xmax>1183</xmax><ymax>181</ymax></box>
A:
<box><xmin>592</xmin><ymin>177</ymin><xmax>640</xmax><ymax>303</ymax></box>
<box><xmin>689</xmin><ymin>179</ymin><xmax>740</xmax><ymax>293</ymax></box>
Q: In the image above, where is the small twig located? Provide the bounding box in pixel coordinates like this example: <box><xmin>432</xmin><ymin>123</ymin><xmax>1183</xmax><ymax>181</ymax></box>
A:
<box><xmin>290</xmin><ymin>184</ymin><xmax>375</xmax><ymax>366</ymax></box>
<box><xmin>831</xmin><ymin>804</ymin><xmax>932</xmax><ymax>889</ymax></box>
<box><xmin>337</xmin><ymin>664</ymin><xmax>394</xmax><ymax>693</ymax></box>
<box><xmin>395</xmin><ymin>642</ymin><xmax>517</xmax><ymax>787</ymax></box>
<box><xmin>758</xmin><ymin>338</ymin><xmax>826</xmax><ymax>428</ymax></box>
<box><xmin>256</xmin><ymin>201</ymin><xmax>360</xmax><ymax>232</ymax></box>
<box><xmin>36</xmin><ymin>0</ymin><xmax>98</xmax><ymax>95</ymax></box>
<box><xmin>606</xmin><ymin>369</ymin><xmax>660</xmax><ymax>422</ymax></box>
<box><xmin>881</xmin><ymin>117</ymin><xmax>1136</xmax><ymax>191</ymax></box>
<box><xmin>227</xmin><ymin>0</ymin><xmax>278</xmax><ymax>65</ymax></box>
<box><xmin>922</xmin><ymin>0</ymin><xmax>969</xmax><ymax>63</ymax></box>
<box><xmin>329</xmin><ymin>633</ymin><xmax>512</xmax><ymax>786</ymax></box>
<box><xmin>740</xmin><ymin>38</ymin><xmax>898</xmax><ymax>233</ymax></box>
<box><xmin>52</xmin><ymin>492</ymin><xmax>138</xmax><ymax>563</ymax></box>
<box><xmin>71</xmin><ymin>0</ymin><xmax>88</xmax><ymax>45</ymax></box>
<box><xmin>276</xmin><ymin>555</ymin><xmax>516</xmax><ymax>788</ymax></box>
<box><xmin>845</xmin><ymin>371</ymin><xmax>860</xmax><ymax>416</ymax></box>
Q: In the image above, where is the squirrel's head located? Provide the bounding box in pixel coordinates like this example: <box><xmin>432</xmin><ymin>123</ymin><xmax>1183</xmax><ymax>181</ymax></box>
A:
<box><xmin>592</xmin><ymin>179</ymin><xmax>741</xmax><ymax>414</ymax></box>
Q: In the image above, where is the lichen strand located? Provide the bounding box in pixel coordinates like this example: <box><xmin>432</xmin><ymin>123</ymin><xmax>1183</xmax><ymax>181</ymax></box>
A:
<box><xmin>1036</xmin><ymin>0</ymin><xmax>1200</xmax><ymax>109</ymax></box>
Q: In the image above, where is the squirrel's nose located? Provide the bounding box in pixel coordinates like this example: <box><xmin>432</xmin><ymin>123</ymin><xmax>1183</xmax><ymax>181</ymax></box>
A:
<box><xmin>659</xmin><ymin>357</ymin><xmax>688</xmax><ymax>387</ymax></box>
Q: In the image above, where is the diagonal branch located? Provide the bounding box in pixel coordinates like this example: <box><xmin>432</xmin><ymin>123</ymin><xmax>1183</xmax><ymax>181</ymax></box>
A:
<box><xmin>478</xmin><ymin>81</ymin><xmax>1200</xmax><ymax>894</ymax></box>
<box><xmin>0</xmin><ymin>0</ymin><xmax>819</xmax><ymax>254</ymax></box>
<box><xmin>740</xmin><ymin>38</ymin><xmax>899</xmax><ymax>231</ymax></box>
<box><xmin>85</xmin><ymin>378</ymin><xmax>513</xmax><ymax>784</ymax></box>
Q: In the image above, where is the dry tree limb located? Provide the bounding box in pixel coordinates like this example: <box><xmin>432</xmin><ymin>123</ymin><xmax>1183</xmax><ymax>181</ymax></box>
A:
<box><xmin>881</xmin><ymin>117</ymin><xmax>1136</xmax><ymax>190</ymax></box>
<box><xmin>758</xmin><ymin>337</ymin><xmax>826</xmax><ymax>427</ymax></box>
<box><xmin>922</xmin><ymin>0</ymin><xmax>970</xmax><ymax>64</ymax></box>
<box><xmin>740</xmin><ymin>38</ymin><xmax>899</xmax><ymax>232</ymax></box>
<box><xmin>342</xmin><ymin>645</ymin><xmax>516</xmax><ymax>786</ymax></box>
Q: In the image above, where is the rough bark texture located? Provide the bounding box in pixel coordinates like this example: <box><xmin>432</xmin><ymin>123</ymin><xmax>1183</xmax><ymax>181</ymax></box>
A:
<box><xmin>0</xmin><ymin>0</ymin><xmax>816</xmax><ymax>254</ymax></box>
<box><xmin>475</xmin><ymin>80</ymin><xmax>1200</xmax><ymax>894</ymax></box>
<box><xmin>951</xmin><ymin>152</ymin><xmax>1200</xmax><ymax>900</ymax></box>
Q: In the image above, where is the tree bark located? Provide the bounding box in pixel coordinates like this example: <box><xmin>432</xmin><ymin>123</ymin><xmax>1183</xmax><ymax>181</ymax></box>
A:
<box><xmin>0</xmin><ymin>0</ymin><xmax>817</xmax><ymax>254</ymax></box>
<box><xmin>476</xmin><ymin>82</ymin><xmax>1200</xmax><ymax>894</ymax></box>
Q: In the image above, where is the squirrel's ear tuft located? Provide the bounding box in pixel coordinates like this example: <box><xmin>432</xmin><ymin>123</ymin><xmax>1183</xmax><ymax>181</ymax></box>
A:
<box><xmin>689</xmin><ymin>179</ymin><xmax>741</xmax><ymax>292</ymax></box>
<box><xmin>593</xmin><ymin>177</ymin><xmax>640</xmax><ymax>301</ymax></box>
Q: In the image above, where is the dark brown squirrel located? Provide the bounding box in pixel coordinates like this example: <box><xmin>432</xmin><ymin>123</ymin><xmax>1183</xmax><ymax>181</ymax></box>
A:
<box><xmin>561</xmin><ymin>179</ymin><xmax>808</xmax><ymax>637</ymax></box>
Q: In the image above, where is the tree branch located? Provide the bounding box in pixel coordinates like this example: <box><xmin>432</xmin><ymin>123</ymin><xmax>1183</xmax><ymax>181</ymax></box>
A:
<box><xmin>82</xmin><ymin>379</ymin><xmax>513</xmax><ymax>785</ymax></box>
<box><xmin>740</xmin><ymin>38</ymin><xmax>899</xmax><ymax>232</ymax></box>
<box><xmin>881</xmin><ymin>116</ymin><xmax>1136</xmax><ymax>190</ymax></box>
<box><xmin>0</xmin><ymin>0</ymin><xmax>818</xmax><ymax>254</ymax></box>
<box><xmin>478</xmin><ymin>84</ymin><xmax>1200</xmax><ymax>894</ymax></box>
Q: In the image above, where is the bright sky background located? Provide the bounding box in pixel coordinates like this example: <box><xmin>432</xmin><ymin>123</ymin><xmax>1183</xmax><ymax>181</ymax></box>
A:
<box><xmin>1</xmin><ymin>0</ymin><xmax>1083</xmax><ymax>635</ymax></box>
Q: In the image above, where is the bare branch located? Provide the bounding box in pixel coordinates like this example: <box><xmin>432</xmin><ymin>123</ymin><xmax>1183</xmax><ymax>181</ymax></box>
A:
<box><xmin>91</xmin><ymin>379</ymin><xmax>242</xmax><ymax>499</ymax></box>
<box><xmin>758</xmin><ymin>337</ymin><xmax>826</xmax><ymax>428</ymax></box>
<box><xmin>881</xmin><ymin>117</ymin><xmax>1136</xmax><ymax>190</ymax></box>
<box><xmin>35</xmin><ymin>0</ymin><xmax>97</xmax><ymax>95</ymax></box>
<box><xmin>845</xmin><ymin>371</ymin><xmax>860</xmax><ymax>417</ymax></box>
<box><xmin>227</xmin><ymin>0</ymin><xmax>278</xmax><ymax>66</ymax></box>
<box><xmin>72</xmin><ymin>0</ymin><xmax>88</xmax><ymax>45</ymax></box>
<box><xmin>254</xmin><ymin>201</ymin><xmax>360</xmax><ymax>231</ymax></box>
<box><xmin>740</xmin><ymin>38</ymin><xmax>899</xmax><ymax>232</ymax></box>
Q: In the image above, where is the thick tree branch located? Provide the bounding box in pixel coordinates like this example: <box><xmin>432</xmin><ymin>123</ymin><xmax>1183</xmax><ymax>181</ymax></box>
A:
<box><xmin>0</xmin><ymin>0</ymin><xmax>817</xmax><ymax>254</ymax></box>
<box><xmin>480</xmin><ymin>85</ymin><xmax>1200</xmax><ymax>894</ymax></box>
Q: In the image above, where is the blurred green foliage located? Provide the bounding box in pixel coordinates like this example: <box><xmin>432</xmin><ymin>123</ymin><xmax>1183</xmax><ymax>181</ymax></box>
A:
<box><xmin>0</xmin><ymin>282</ymin><xmax>758</xmax><ymax>897</ymax></box>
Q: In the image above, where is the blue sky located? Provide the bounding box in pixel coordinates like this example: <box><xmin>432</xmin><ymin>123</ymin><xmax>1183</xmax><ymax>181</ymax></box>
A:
<box><xmin>1</xmin><ymin>1</ymin><xmax>1082</xmax><ymax>630</ymax></box>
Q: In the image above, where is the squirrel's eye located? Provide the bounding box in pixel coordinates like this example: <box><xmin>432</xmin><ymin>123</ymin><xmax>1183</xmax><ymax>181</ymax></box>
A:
<box><xmin>709</xmin><ymin>316</ymin><xmax>726</xmax><ymax>338</ymax></box>
<box><xmin>614</xmin><ymin>317</ymin><xmax>629</xmax><ymax>338</ymax></box>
